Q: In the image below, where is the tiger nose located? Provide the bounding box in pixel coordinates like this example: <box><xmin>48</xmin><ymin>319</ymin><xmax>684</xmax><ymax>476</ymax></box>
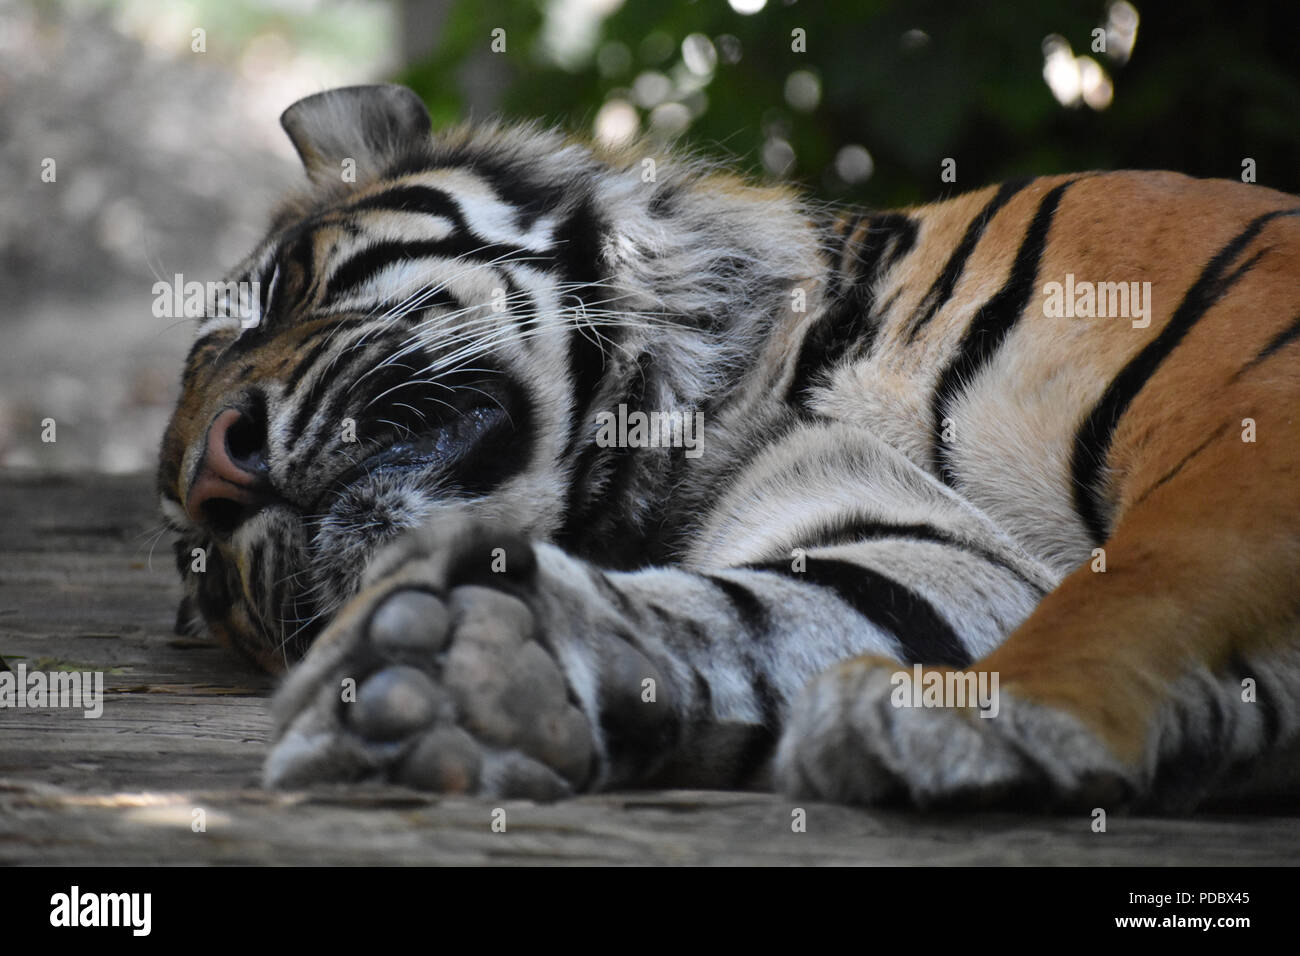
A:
<box><xmin>185</xmin><ymin>406</ymin><xmax>273</xmax><ymax>531</ymax></box>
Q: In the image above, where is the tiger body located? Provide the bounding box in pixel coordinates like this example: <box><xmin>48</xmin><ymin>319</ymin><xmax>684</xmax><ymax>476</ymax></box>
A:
<box><xmin>159</xmin><ymin>85</ymin><xmax>1300</xmax><ymax>808</ymax></box>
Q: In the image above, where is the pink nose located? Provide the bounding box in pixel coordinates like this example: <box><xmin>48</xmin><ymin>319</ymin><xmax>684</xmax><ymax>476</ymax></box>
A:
<box><xmin>185</xmin><ymin>407</ymin><xmax>271</xmax><ymax>529</ymax></box>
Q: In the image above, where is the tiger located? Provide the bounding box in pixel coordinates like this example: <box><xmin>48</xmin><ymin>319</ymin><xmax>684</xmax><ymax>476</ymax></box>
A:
<box><xmin>157</xmin><ymin>83</ymin><xmax>1300</xmax><ymax>810</ymax></box>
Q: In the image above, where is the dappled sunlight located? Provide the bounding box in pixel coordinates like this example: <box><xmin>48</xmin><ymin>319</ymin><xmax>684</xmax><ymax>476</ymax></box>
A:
<box><xmin>1042</xmin><ymin>2</ymin><xmax>1137</xmax><ymax>111</ymax></box>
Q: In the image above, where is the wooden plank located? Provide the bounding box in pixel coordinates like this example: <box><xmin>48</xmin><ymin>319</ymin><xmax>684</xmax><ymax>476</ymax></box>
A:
<box><xmin>2</xmin><ymin>470</ymin><xmax>1298</xmax><ymax>865</ymax></box>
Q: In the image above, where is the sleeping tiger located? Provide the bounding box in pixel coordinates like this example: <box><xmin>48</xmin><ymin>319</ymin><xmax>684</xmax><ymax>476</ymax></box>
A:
<box><xmin>158</xmin><ymin>84</ymin><xmax>1300</xmax><ymax>810</ymax></box>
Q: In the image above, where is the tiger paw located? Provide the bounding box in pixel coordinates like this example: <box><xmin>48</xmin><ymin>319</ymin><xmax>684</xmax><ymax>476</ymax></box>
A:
<box><xmin>774</xmin><ymin>656</ymin><xmax>1137</xmax><ymax>810</ymax></box>
<box><xmin>263</xmin><ymin>520</ymin><xmax>599</xmax><ymax>798</ymax></box>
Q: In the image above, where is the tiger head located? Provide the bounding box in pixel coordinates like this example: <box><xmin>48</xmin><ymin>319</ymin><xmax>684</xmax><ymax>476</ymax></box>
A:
<box><xmin>157</xmin><ymin>84</ymin><xmax>825</xmax><ymax>671</ymax></box>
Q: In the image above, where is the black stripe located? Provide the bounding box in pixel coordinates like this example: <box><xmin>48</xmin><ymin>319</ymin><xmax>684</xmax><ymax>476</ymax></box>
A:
<box><xmin>1071</xmin><ymin>209</ymin><xmax>1300</xmax><ymax>543</ymax></box>
<box><xmin>495</xmin><ymin>271</ymin><xmax>536</xmax><ymax>342</ymax></box>
<box><xmin>324</xmin><ymin>237</ymin><xmax>531</xmax><ymax>302</ymax></box>
<box><xmin>855</xmin><ymin>213</ymin><xmax>920</xmax><ymax>275</ymax></box>
<box><xmin>705</xmin><ymin>574</ymin><xmax>772</xmax><ymax>637</ymax></box>
<box><xmin>792</xmin><ymin>515</ymin><xmax>1047</xmax><ymax>596</ymax></box>
<box><xmin>285</xmin><ymin>341</ymin><xmax>381</xmax><ymax>447</ymax></box>
<box><xmin>327</xmin><ymin>182</ymin><xmax>563</xmax><ymax>304</ymax></box>
<box><xmin>384</xmin><ymin>152</ymin><xmax>562</xmax><ymax>233</ymax></box>
<box><xmin>593</xmin><ymin>568</ymin><xmax>642</xmax><ymax>623</ymax></box>
<box><xmin>746</xmin><ymin>558</ymin><xmax>971</xmax><ymax>668</ymax></box>
<box><xmin>1152</xmin><ymin>695</ymin><xmax>1228</xmax><ymax>800</ymax></box>
<box><xmin>931</xmin><ymin>179</ymin><xmax>1076</xmax><ymax>486</ymax></box>
<box><xmin>283</xmin><ymin>318</ymin><xmax>375</xmax><ymax>395</ymax></box>
<box><xmin>271</xmin><ymin>230</ymin><xmax>317</xmax><ymax>321</ymax></box>
<box><xmin>905</xmin><ymin>177</ymin><xmax>1034</xmax><ymax>342</ymax></box>
<box><xmin>728</xmin><ymin>670</ymin><xmax>781</xmax><ymax>786</ymax></box>
<box><xmin>292</xmin><ymin>227</ymin><xmax>323</xmax><ymax>305</ymax></box>
<box><xmin>285</xmin><ymin>330</ymin><xmax>351</xmax><ymax>397</ymax></box>
<box><xmin>257</xmin><ymin>258</ymin><xmax>274</xmax><ymax>319</ymax></box>
<box><xmin>556</xmin><ymin>351</ymin><xmax>653</xmax><ymax>565</ymax></box>
<box><xmin>562</xmin><ymin>323</ymin><xmax>608</xmax><ymax>456</ymax></box>
<box><xmin>292</xmin><ymin>340</ymin><xmax>439</xmax><ymax>456</ymax></box>
<box><xmin>751</xmin><ymin>670</ymin><xmax>783</xmax><ymax>732</ymax></box>
<box><xmin>555</xmin><ymin>197</ymin><xmax>614</xmax><ymax>455</ymax></box>
<box><xmin>785</xmin><ymin>213</ymin><xmax>919</xmax><ymax>404</ymax></box>
<box><xmin>181</xmin><ymin>333</ymin><xmax>227</xmax><ymax>390</ymax></box>
<box><xmin>552</xmin><ymin>194</ymin><xmax>605</xmax><ymax>289</ymax></box>
<box><xmin>346</xmin><ymin>184</ymin><xmax>535</xmax><ymax>279</ymax></box>
<box><xmin>797</xmin><ymin>516</ymin><xmax>970</xmax><ymax>551</ymax></box>
<box><xmin>785</xmin><ymin>282</ymin><xmax>874</xmax><ymax>403</ymax></box>
<box><xmin>347</xmin><ymin>184</ymin><xmax>464</xmax><ymax>223</ymax></box>
<box><xmin>193</xmin><ymin>548</ymin><xmax>233</xmax><ymax>624</ymax></box>
<box><xmin>689</xmin><ymin>666</ymin><xmax>713</xmax><ymax>716</ymax></box>
<box><xmin>1231</xmin><ymin>310</ymin><xmax>1300</xmax><ymax>382</ymax></box>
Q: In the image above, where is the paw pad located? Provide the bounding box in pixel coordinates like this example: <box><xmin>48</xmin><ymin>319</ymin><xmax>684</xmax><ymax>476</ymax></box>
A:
<box><xmin>350</xmin><ymin>665</ymin><xmax>452</xmax><ymax>741</ymax></box>
<box><xmin>266</xmin><ymin>553</ymin><xmax>598</xmax><ymax>798</ymax></box>
<box><xmin>398</xmin><ymin>726</ymin><xmax>483</xmax><ymax>792</ymax></box>
<box><xmin>368</xmin><ymin>590</ymin><xmax>449</xmax><ymax>659</ymax></box>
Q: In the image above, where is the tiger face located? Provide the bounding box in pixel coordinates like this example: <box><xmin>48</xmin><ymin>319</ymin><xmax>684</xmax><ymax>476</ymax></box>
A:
<box><xmin>158</xmin><ymin>99</ymin><xmax>597</xmax><ymax>669</ymax></box>
<box><xmin>157</xmin><ymin>85</ymin><xmax>821</xmax><ymax>670</ymax></box>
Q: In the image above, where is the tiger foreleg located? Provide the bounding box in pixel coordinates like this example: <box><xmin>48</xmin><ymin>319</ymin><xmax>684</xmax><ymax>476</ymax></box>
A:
<box><xmin>262</xmin><ymin>514</ymin><xmax>880</xmax><ymax>795</ymax></box>
<box><xmin>263</xmin><ymin>493</ymin><xmax>1051</xmax><ymax>797</ymax></box>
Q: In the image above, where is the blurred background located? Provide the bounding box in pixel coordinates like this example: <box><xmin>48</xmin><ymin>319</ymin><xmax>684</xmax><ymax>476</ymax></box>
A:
<box><xmin>3</xmin><ymin>0</ymin><xmax>1298</xmax><ymax>473</ymax></box>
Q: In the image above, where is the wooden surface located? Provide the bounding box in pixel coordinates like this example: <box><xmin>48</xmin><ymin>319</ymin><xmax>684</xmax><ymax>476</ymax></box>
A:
<box><xmin>2</xmin><ymin>469</ymin><xmax>1297</xmax><ymax>865</ymax></box>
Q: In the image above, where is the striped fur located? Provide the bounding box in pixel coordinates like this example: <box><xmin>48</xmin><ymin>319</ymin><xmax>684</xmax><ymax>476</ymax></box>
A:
<box><xmin>159</xmin><ymin>86</ymin><xmax>1300</xmax><ymax>809</ymax></box>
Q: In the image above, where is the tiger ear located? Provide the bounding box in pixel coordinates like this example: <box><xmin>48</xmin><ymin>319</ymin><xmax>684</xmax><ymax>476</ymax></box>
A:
<box><xmin>279</xmin><ymin>84</ymin><xmax>432</xmax><ymax>182</ymax></box>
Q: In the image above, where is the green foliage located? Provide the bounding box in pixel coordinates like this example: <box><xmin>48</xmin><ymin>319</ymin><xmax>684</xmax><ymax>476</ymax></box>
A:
<box><xmin>401</xmin><ymin>0</ymin><xmax>1300</xmax><ymax>207</ymax></box>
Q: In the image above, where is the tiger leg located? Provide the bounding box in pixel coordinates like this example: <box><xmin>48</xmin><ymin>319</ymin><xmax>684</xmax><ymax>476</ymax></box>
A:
<box><xmin>778</xmin><ymin>417</ymin><xmax>1300</xmax><ymax>810</ymax></box>
<box><xmin>261</xmin><ymin>517</ymin><xmax>1034</xmax><ymax>796</ymax></box>
<box><xmin>264</xmin><ymin>426</ymin><xmax>1053</xmax><ymax>796</ymax></box>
